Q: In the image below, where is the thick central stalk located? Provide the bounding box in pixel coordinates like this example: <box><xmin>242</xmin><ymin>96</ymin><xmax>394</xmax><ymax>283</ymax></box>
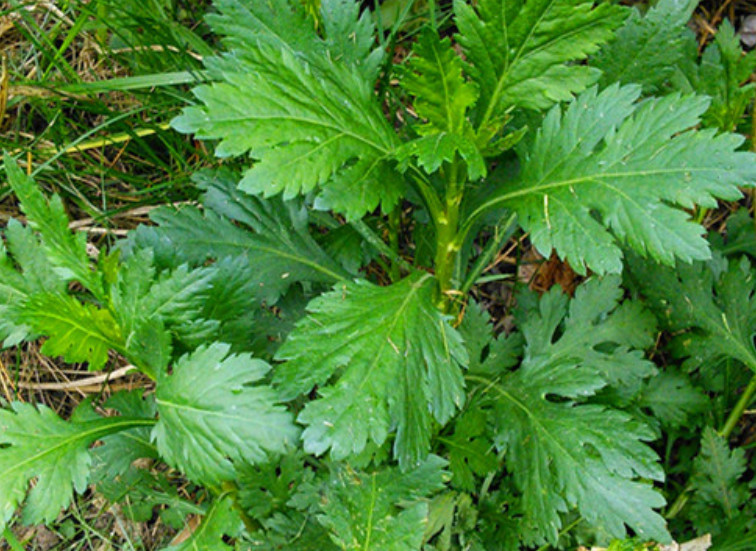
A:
<box><xmin>434</xmin><ymin>158</ymin><xmax>463</xmax><ymax>310</ymax></box>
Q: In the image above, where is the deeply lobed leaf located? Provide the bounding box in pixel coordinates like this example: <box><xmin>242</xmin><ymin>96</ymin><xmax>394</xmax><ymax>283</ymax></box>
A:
<box><xmin>275</xmin><ymin>272</ymin><xmax>468</xmax><ymax>469</ymax></box>
<box><xmin>0</xmin><ymin>402</ymin><xmax>153</xmax><ymax>533</ymax></box>
<box><xmin>479</xmin><ymin>84</ymin><xmax>756</xmax><ymax>274</ymax></box>
<box><xmin>474</xmin><ymin>276</ymin><xmax>668</xmax><ymax>544</ymax></box>
<box><xmin>172</xmin><ymin>1</ymin><xmax>401</xmax><ymax>219</ymax></box>
<box><xmin>454</xmin><ymin>0</ymin><xmax>627</xmax><ymax>126</ymax></box>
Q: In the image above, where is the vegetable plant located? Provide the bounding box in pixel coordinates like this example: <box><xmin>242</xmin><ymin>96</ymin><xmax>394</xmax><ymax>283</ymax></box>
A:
<box><xmin>2</xmin><ymin>0</ymin><xmax>756</xmax><ymax>549</ymax></box>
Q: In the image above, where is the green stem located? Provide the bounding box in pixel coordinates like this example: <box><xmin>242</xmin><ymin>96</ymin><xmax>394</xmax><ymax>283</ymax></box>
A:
<box><xmin>434</xmin><ymin>158</ymin><xmax>463</xmax><ymax>309</ymax></box>
<box><xmin>719</xmin><ymin>372</ymin><xmax>756</xmax><ymax>439</ymax></box>
<box><xmin>666</xmin><ymin>372</ymin><xmax>756</xmax><ymax>519</ymax></box>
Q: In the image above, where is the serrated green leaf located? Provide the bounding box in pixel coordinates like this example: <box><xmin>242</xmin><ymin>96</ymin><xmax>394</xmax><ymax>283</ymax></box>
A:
<box><xmin>690</xmin><ymin>427</ymin><xmax>751</xmax><ymax>533</ymax></box>
<box><xmin>473</xmin><ymin>276</ymin><xmax>668</xmax><ymax>544</ymax></box>
<box><xmin>673</xmin><ymin>20</ymin><xmax>756</xmax><ymax>132</ymax></box>
<box><xmin>275</xmin><ymin>272</ymin><xmax>468</xmax><ymax>469</ymax></box>
<box><xmin>626</xmin><ymin>254</ymin><xmax>756</xmax><ymax>374</ymax></box>
<box><xmin>0</xmin><ymin>220</ymin><xmax>66</xmax><ymax>346</ymax></box>
<box><xmin>710</xmin><ymin>208</ymin><xmax>756</xmax><ymax>258</ymax></box>
<box><xmin>161</xmin><ymin>495</ymin><xmax>241</xmax><ymax>551</ymax></box>
<box><xmin>18</xmin><ymin>293</ymin><xmax>124</xmax><ymax>370</ymax></box>
<box><xmin>442</xmin><ymin>409</ymin><xmax>498</xmax><ymax>492</ymax></box>
<box><xmin>126</xmin><ymin>170</ymin><xmax>348</xmax><ymax>304</ymax></box>
<box><xmin>319</xmin><ymin>456</ymin><xmax>447</xmax><ymax>551</ymax></box>
<box><xmin>152</xmin><ymin>343</ymin><xmax>299</xmax><ymax>485</ymax></box>
<box><xmin>454</xmin><ymin>0</ymin><xmax>626</xmax><ymax>126</ymax></box>
<box><xmin>3</xmin><ymin>158</ymin><xmax>103</xmax><ymax>297</ymax></box>
<box><xmin>320</xmin><ymin>0</ymin><xmax>383</xmax><ymax>81</ymax></box>
<box><xmin>591</xmin><ymin>0</ymin><xmax>698</xmax><ymax>93</ymax></box>
<box><xmin>637</xmin><ymin>370</ymin><xmax>708</xmax><ymax>430</ymax></box>
<box><xmin>0</xmin><ymin>402</ymin><xmax>154</xmax><ymax>532</ymax></box>
<box><xmin>397</xmin><ymin>29</ymin><xmax>484</xmax><ymax>180</ymax></box>
<box><xmin>474</xmin><ymin>84</ymin><xmax>756</xmax><ymax>274</ymax></box>
<box><xmin>172</xmin><ymin>1</ymin><xmax>402</xmax><ymax>219</ymax></box>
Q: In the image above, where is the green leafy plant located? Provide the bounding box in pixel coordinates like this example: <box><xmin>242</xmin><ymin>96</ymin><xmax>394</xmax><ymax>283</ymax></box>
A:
<box><xmin>2</xmin><ymin>0</ymin><xmax>756</xmax><ymax>549</ymax></box>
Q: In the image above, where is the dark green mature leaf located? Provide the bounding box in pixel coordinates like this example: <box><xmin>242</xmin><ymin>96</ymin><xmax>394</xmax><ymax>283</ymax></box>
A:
<box><xmin>127</xmin><ymin>170</ymin><xmax>347</xmax><ymax>304</ymax></box>
<box><xmin>690</xmin><ymin>427</ymin><xmax>751</xmax><ymax>533</ymax></box>
<box><xmin>397</xmin><ymin>29</ymin><xmax>484</xmax><ymax>180</ymax></box>
<box><xmin>443</xmin><ymin>409</ymin><xmax>498</xmax><ymax>492</ymax></box>
<box><xmin>626</xmin><ymin>254</ymin><xmax>756</xmax><ymax>374</ymax></box>
<box><xmin>474</xmin><ymin>277</ymin><xmax>668</xmax><ymax>544</ymax></box>
<box><xmin>591</xmin><ymin>0</ymin><xmax>697</xmax><ymax>93</ymax></box>
<box><xmin>153</xmin><ymin>343</ymin><xmax>299</xmax><ymax>485</ymax></box>
<box><xmin>454</xmin><ymin>0</ymin><xmax>626</xmax><ymax>127</ymax></box>
<box><xmin>0</xmin><ymin>402</ymin><xmax>154</xmax><ymax>533</ymax></box>
<box><xmin>275</xmin><ymin>272</ymin><xmax>468</xmax><ymax>469</ymax></box>
<box><xmin>637</xmin><ymin>370</ymin><xmax>708</xmax><ymax>430</ymax></box>
<box><xmin>172</xmin><ymin>1</ymin><xmax>402</xmax><ymax>219</ymax></box>
<box><xmin>319</xmin><ymin>456</ymin><xmax>447</xmax><ymax>550</ymax></box>
<box><xmin>476</xmin><ymin>84</ymin><xmax>756</xmax><ymax>274</ymax></box>
<box><xmin>4</xmin><ymin>158</ymin><xmax>103</xmax><ymax>298</ymax></box>
<box><xmin>161</xmin><ymin>495</ymin><xmax>241</xmax><ymax>551</ymax></box>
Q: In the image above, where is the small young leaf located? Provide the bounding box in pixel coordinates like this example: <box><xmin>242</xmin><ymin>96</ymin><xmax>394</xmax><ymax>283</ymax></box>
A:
<box><xmin>19</xmin><ymin>293</ymin><xmax>124</xmax><ymax>371</ymax></box>
<box><xmin>319</xmin><ymin>456</ymin><xmax>447</xmax><ymax>551</ymax></box>
<box><xmin>690</xmin><ymin>427</ymin><xmax>751</xmax><ymax>532</ymax></box>
<box><xmin>152</xmin><ymin>343</ymin><xmax>299</xmax><ymax>485</ymax></box>
<box><xmin>397</xmin><ymin>29</ymin><xmax>484</xmax><ymax>179</ymax></box>
<box><xmin>3</xmin><ymin>158</ymin><xmax>103</xmax><ymax>297</ymax></box>
<box><xmin>0</xmin><ymin>402</ymin><xmax>153</xmax><ymax>532</ymax></box>
<box><xmin>275</xmin><ymin>272</ymin><xmax>468</xmax><ymax>469</ymax></box>
<box><xmin>673</xmin><ymin>20</ymin><xmax>756</xmax><ymax>132</ymax></box>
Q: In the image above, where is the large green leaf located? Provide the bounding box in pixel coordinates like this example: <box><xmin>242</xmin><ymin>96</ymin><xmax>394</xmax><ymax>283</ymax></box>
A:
<box><xmin>454</xmin><ymin>0</ymin><xmax>626</xmax><ymax>127</ymax></box>
<box><xmin>172</xmin><ymin>1</ymin><xmax>401</xmax><ymax>219</ymax></box>
<box><xmin>471</xmin><ymin>85</ymin><xmax>756</xmax><ymax>274</ymax></box>
<box><xmin>0</xmin><ymin>402</ymin><xmax>154</xmax><ymax>532</ymax></box>
<box><xmin>319</xmin><ymin>457</ymin><xmax>447</xmax><ymax>551</ymax></box>
<box><xmin>152</xmin><ymin>343</ymin><xmax>299</xmax><ymax>485</ymax></box>
<box><xmin>472</xmin><ymin>276</ymin><xmax>668</xmax><ymax>544</ymax></box>
<box><xmin>591</xmin><ymin>0</ymin><xmax>697</xmax><ymax>93</ymax></box>
<box><xmin>275</xmin><ymin>272</ymin><xmax>468</xmax><ymax>469</ymax></box>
